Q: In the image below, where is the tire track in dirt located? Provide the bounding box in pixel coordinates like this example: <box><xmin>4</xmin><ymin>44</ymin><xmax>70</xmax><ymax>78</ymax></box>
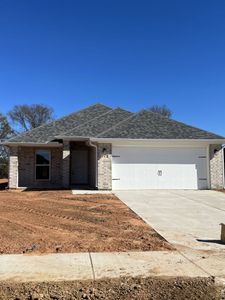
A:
<box><xmin>0</xmin><ymin>214</ymin><xmax>75</xmax><ymax>235</ymax></box>
<box><xmin>1</xmin><ymin>201</ymin><xmax>116</xmax><ymax>233</ymax></box>
<box><xmin>1</xmin><ymin>203</ymin><xmax>108</xmax><ymax>235</ymax></box>
<box><xmin>0</xmin><ymin>191</ymin><xmax>173</xmax><ymax>254</ymax></box>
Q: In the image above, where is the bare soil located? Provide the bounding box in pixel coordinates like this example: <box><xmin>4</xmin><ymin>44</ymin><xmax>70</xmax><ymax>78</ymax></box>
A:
<box><xmin>0</xmin><ymin>190</ymin><xmax>172</xmax><ymax>254</ymax></box>
<box><xmin>0</xmin><ymin>277</ymin><xmax>219</xmax><ymax>300</ymax></box>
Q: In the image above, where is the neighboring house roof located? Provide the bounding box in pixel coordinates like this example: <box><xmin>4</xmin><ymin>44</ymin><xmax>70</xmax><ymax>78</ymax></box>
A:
<box><xmin>5</xmin><ymin>103</ymin><xmax>225</xmax><ymax>144</ymax></box>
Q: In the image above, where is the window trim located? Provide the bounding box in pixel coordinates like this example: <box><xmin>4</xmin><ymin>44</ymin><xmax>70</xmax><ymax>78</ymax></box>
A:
<box><xmin>35</xmin><ymin>149</ymin><xmax>51</xmax><ymax>181</ymax></box>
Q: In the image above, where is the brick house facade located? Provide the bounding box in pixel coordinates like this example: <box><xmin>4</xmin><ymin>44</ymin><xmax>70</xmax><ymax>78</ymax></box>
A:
<box><xmin>4</xmin><ymin>104</ymin><xmax>225</xmax><ymax>190</ymax></box>
<box><xmin>7</xmin><ymin>142</ymin><xmax>224</xmax><ymax>190</ymax></box>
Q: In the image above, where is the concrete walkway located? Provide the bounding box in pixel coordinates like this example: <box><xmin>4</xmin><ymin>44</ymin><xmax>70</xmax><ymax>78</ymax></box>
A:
<box><xmin>115</xmin><ymin>190</ymin><xmax>225</xmax><ymax>279</ymax></box>
<box><xmin>0</xmin><ymin>251</ymin><xmax>208</xmax><ymax>282</ymax></box>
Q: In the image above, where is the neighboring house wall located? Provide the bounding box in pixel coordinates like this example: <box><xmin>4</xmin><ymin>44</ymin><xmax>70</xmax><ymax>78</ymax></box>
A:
<box><xmin>18</xmin><ymin>146</ymin><xmax>62</xmax><ymax>188</ymax></box>
<box><xmin>97</xmin><ymin>143</ymin><xmax>112</xmax><ymax>190</ymax></box>
<box><xmin>209</xmin><ymin>144</ymin><xmax>224</xmax><ymax>189</ymax></box>
<box><xmin>8</xmin><ymin>146</ymin><xmax>19</xmax><ymax>188</ymax></box>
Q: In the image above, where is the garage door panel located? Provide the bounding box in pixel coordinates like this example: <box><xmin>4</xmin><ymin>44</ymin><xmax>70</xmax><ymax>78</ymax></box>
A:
<box><xmin>157</xmin><ymin>164</ymin><xmax>198</xmax><ymax>189</ymax></box>
<box><xmin>113</xmin><ymin>163</ymin><xmax>158</xmax><ymax>189</ymax></box>
<box><xmin>112</xmin><ymin>146</ymin><xmax>208</xmax><ymax>190</ymax></box>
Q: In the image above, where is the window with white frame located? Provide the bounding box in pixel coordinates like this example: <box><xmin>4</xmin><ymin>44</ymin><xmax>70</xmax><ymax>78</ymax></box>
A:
<box><xmin>35</xmin><ymin>150</ymin><xmax>51</xmax><ymax>180</ymax></box>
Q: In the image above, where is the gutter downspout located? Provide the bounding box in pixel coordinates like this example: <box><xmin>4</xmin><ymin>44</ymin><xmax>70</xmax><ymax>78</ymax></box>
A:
<box><xmin>86</xmin><ymin>140</ymin><xmax>98</xmax><ymax>189</ymax></box>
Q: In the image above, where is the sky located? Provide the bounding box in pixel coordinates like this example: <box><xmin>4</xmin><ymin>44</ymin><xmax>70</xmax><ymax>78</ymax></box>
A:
<box><xmin>0</xmin><ymin>0</ymin><xmax>225</xmax><ymax>135</ymax></box>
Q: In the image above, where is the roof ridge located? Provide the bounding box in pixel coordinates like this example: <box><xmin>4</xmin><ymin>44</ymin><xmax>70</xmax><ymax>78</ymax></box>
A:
<box><xmin>7</xmin><ymin>103</ymin><xmax>112</xmax><ymax>142</ymax></box>
<box><xmin>96</xmin><ymin>110</ymin><xmax>136</xmax><ymax>137</ymax></box>
<box><xmin>57</xmin><ymin>108</ymin><xmax>114</xmax><ymax>137</ymax></box>
<box><xmin>58</xmin><ymin>107</ymin><xmax>131</xmax><ymax>137</ymax></box>
<box><xmin>114</xmin><ymin>106</ymin><xmax>131</xmax><ymax>112</ymax></box>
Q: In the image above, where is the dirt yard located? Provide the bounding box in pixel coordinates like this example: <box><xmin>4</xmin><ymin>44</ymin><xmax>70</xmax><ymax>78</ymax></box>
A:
<box><xmin>0</xmin><ymin>277</ymin><xmax>219</xmax><ymax>300</ymax></box>
<box><xmin>0</xmin><ymin>190</ymin><xmax>172</xmax><ymax>254</ymax></box>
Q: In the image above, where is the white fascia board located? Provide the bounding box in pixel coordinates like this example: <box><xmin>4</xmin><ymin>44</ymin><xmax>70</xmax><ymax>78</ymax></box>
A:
<box><xmin>56</xmin><ymin>136</ymin><xmax>89</xmax><ymax>141</ymax></box>
<box><xmin>2</xmin><ymin>142</ymin><xmax>62</xmax><ymax>147</ymax></box>
<box><xmin>90</xmin><ymin>138</ymin><xmax>225</xmax><ymax>147</ymax></box>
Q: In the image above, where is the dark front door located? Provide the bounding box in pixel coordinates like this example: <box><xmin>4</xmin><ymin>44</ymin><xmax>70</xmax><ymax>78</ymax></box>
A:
<box><xmin>71</xmin><ymin>149</ymin><xmax>89</xmax><ymax>185</ymax></box>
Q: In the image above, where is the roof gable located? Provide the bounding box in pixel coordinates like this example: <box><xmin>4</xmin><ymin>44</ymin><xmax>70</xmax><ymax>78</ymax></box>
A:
<box><xmin>8</xmin><ymin>104</ymin><xmax>112</xmax><ymax>143</ymax></box>
<box><xmin>5</xmin><ymin>105</ymin><xmax>225</xmax><ymax>144</ymax></box>
<box><xmin>98</xmin><ymin>109</ymin><xmax>224</xmax><ymax>139</ymax></box>
<box><xmin>60</xmin><ymin>108</ymin><xmax>132</xmax><ymax>138</ymax></box>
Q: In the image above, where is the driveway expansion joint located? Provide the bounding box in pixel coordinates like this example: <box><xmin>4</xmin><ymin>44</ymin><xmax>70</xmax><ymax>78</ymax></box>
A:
<box><xmin>88</xmin><ymin>252</ymin><xmax>96</xmax><ymax>280</ymax></box>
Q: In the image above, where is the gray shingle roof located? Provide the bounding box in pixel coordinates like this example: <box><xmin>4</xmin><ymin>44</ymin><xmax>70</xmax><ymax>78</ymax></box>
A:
<box><xmin>98</xmin><ymin>110</ymin><xmax>224</xmax><ymax>139</ymax></box>
<box><xmin>8</xmin><ymin>104</ymin><xmax>112</xmax><ymax>143</ymax></box>
<box><xmin>6</xmin><ymin>104</ymin><xmax>224</xmax><ymax>144</ymax></box>
<box><xmin>60</xmin><ymin>108</ymin><xmax>132</xmax><ymax>138</ymax></box>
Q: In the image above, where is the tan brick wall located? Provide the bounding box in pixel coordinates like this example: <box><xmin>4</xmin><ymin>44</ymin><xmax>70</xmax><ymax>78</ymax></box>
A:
<box><xmin>18</xmin><ymin>146</ymin><xmax>63</xmax><ymax>188</ymax></box>
<box><xmin>8</xmin><ymin>146</ymin><xmax>18</xmax><ymax>189</ymax></box>
<box><xmin>62</xmin><ymin>141</ymin><xmax>70</xmax><ymax>187</ymax></box>
<box><xmin>97</xmin><ymin>143</ymin><xmax>112</xmax><ymax>190</ymax></box>
<box><xmin>209</xmin><ymin>145</ymin><xmax>224</xmax><ymax>189</ymax></box>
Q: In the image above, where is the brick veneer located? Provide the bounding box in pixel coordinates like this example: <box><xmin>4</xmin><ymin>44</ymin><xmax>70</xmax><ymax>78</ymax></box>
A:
<box><xmin>8</xmin><ymin>146</ymin><xmax>19</xmax><ymax>189</ymax></box>
<box><xmin>97</xmin><ymin>143</ymin><xmax>112</xmax><ymax>190</ymax></box>
<box><xmin>17</xmin><ymin>146</ymin><xmax>62</xmax><ymax>188</ymax></box>
<box><xmin>209</xmin><ymin>145</ymin><xmax>224</xmax><ymax>189</ymax></box>
<box><xmin>62</xmin><ymin>141</ymin><xmax>70</xmax><ymax>187</ymax></box>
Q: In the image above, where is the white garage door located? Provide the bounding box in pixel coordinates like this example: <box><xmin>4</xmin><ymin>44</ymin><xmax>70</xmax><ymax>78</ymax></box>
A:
<box><xmin>112</xmin><ymin>146</ymin><xmax>208</xmax><ymax>190</ymax></box>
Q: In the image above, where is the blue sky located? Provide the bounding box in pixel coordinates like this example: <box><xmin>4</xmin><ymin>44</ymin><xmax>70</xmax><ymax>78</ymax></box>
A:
<box><xmin>0</xmin><ymin>0</ymin><xmax>225</xmax><ymax>135</ymax></box>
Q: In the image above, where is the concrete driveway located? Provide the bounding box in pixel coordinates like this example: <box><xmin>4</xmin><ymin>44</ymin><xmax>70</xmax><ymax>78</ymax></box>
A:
<box><xmin>115</xmin><ymin>190</ymin><xmax>225</xmax><ymax>278</ymax></box>
<box><xmin>115</xmin><ymin>190</ymin><xmax>225</xmax><ymax>251</ymax></box>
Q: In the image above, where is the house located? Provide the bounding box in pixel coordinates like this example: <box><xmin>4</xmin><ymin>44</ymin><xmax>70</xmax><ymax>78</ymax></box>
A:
<box><xmin>3</xmin><ymin>103</ymin><xmax>225</xmax><ymax>190</ymax></box>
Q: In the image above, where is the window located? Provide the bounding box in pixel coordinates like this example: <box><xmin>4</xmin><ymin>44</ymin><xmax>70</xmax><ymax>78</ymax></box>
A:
<box><xmin>35</xmin><ymin>150</ymin><xmax>51</xmax><ymax>180</ymax></box>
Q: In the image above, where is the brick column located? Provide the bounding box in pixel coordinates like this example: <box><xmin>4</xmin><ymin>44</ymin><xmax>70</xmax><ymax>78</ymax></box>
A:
<box><xmin>62</xmin><ymin>141</ymin><xmax>70</xmax><ymax>187</ymax></box>
<box><xmin>8</xmin><ymin>146</ymin><xmax>18</xmax><ymax>189</ymax></box>
<box><xmin>97</xmin><ymin>143</ymin><xmax>112</xmax><ymax>190</ymax></box>
<box><xmin>209</xmin><ymin>145</ymin><xmax>224</xmax><ymax>189</ymax></box>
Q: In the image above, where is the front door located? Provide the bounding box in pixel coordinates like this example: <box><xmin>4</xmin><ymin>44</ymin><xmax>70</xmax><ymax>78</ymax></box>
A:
<box><xmin>71</xmin><ymin>149</ymin><xmax>89</xmax><ymax>185</ymax></box>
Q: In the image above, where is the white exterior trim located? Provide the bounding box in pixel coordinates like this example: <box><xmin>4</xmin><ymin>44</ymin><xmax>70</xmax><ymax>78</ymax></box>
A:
<box><xmin>54</xmin><ymin>136</ymin><xmax>225</xmax><ymax>145</ymax></box>
<box><xmin>92</xmin><ymin>138</ymin><xmax>225</xmax><ymax>146</ymax></box>
<box><xmin>206</xmin><ymin>144</ymin><xmax>210</xmax><ymax>189</ymax></box>
<box><xmin>3</xmin><ymin>142</ymin><xmax>62</xmax><ymax>147</ymax></box>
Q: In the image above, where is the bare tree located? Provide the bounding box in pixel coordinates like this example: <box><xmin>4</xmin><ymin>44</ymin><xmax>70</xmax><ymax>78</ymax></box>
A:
<box><xmin>148</xmin><ymin>105</ymin><xmax>172</xmax><ymax>118</ymax></box>
<box><xmin>8</xmin><ymin>104</ymin><xmax>54</xmax><ymax>132</ymax></box>
<box><xmin>0</xmin><ymin>113</ymin><xmax>13</xmax><ymax>139</ymax></box>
